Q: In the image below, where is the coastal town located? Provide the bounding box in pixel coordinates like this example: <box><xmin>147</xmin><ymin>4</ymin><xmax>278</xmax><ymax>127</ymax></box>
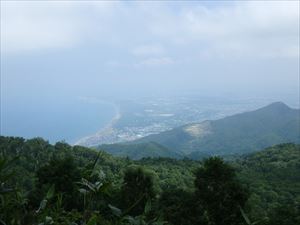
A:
<box><xmin>75</xmin><ymin>96</ymin><xmax>272</xmax><ymax>147</ymax></box>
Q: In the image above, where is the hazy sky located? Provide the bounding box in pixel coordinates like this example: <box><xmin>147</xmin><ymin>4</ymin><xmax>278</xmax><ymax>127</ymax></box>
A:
<box><xmin>1</xmin><ymin>0</ymin><xmax>299</xmax><ymax>104</ymax></box>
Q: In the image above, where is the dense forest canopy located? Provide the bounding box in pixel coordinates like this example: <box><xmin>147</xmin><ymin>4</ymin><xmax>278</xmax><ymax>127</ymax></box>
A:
<box><xmin>0</xmin><ymin>136</ymin><xmax>299</xmax><ymax>225</ymax></box>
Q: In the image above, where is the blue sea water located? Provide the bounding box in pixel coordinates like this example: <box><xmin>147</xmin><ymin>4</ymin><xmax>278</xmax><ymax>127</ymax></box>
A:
<box><xmin>0</xmin><ymin>97</ymin><xmax>116</xmax><ymax>144</ymax></box>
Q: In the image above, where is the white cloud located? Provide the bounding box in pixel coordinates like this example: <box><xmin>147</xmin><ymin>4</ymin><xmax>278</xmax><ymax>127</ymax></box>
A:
<box><xmin>132</xmin><ymin>44</ymin><xmax>165</xmax><ymax>56</ymax></box>
<box><xmin>1</xmin><ymin>1</ymin><xmax>298</xmax><ymax>59</ymax></box>
<box><xmin>151</xmin><ymin>1</ymin><xmax>300</xmax><ymax>59</ymax></box>
<box><xmin>0</xmin><ymin>1</ymin><xmax>117</xmax><ymax>53</ymax></box>
<box><xmin>137</xmin><ymin>57</ymin><xmax>174</xmax><ymax>67</ymax></box>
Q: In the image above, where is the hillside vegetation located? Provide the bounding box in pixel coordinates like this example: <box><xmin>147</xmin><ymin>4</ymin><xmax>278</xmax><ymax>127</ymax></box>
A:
<box><xmin>100</xmin><ymin>102</ymin><xmax>300</xmax><ymax>159</ymax></box>
<box><xmin>1</xmin><ymin>136</ymin><xmax>299</xmax><ymax>224</ymax></box>
<box><xmin>100</xmin><ymin>142</ymin><xmax>182</xmax><ymax>160</ymax></box>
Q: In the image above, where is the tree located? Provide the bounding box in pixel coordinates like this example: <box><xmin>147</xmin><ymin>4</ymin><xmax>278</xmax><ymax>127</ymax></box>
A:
<box><xmin>267</xmin><ymin>202</ymin><xmax>300</xmax><ymax>225</ymax></box>
<box><xmin>159</xmin><ymin>189</ymin><xmax>208</xmax><ymax>225</ymax></box>
<box><xmin>121</xmin><ymin>166</ymin><xmax>156</xmax><ymax>216</ymax></box>
<box><xmin>194</xmin><ymin>157</ymin><xmax>249</xmax><ymax>225</ymax></box>
<box><xmin>35</xmin><ymin>155</ymin><xmax>81</xmax><ymax>210</ymax></box>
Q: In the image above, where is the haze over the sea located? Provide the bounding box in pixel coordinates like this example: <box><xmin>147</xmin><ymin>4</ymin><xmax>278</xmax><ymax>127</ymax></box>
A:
<box><xmin>1</xmin><ymin>96</ymin><xmax>117</xmax><ymax>144</ymax></box>
<box><xmin>1</xmin><ymin>1</ymin><xmax>299</xmax><ymax>143</ymax></box>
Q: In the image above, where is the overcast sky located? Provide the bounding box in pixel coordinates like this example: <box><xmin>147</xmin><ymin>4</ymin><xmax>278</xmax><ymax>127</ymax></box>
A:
<box><xmin>1</xmin><ymin>0</ymin><xmax>299</xmax><ymax>103</ymax></box>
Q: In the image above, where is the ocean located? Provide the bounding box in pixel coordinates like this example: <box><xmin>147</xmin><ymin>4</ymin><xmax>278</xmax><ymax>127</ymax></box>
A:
<box><xmin>0</xmin><ymin>97</ymin><xmax>117</xmax><ymax>144</ymax></box>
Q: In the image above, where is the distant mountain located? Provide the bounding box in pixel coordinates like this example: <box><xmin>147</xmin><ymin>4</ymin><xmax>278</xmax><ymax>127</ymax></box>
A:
<box><xmin>98</xmin><ymin>102</ymin><xmax>300</xmax><ymax>159</ymax></box>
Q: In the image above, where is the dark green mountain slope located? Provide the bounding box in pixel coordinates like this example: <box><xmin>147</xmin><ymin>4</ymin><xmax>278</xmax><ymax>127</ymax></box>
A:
<box><xmin>235</xmin><ymin>143</ymin><xmax>300</xmax><ymax>219</ymax></box>
<box><xmin>100</xmin><ymin>142</ymin><xmax>182</xmax><ymax>160</ymax></box>
<box><xmin>121</xmin><ymin>102</ymin><xmax>300</xmax><ymax>158</ymax></box>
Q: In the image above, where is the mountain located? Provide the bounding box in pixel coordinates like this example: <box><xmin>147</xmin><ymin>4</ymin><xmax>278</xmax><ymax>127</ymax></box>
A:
<box><xmin>98</xmin><ymin>102</ymin><xmax>300</xmax><ymax>159</ymax></box>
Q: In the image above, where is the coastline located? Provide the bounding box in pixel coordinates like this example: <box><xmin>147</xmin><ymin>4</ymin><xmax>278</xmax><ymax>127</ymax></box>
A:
<box><xmin>73</xmin><ymin>101</ymin><xmax>121</xmax><ymax>146</ymax></box>
<box><xmin>101</xmin><ymin>102</ymin><xmax>121</xmax><ymax>131</ymax></box>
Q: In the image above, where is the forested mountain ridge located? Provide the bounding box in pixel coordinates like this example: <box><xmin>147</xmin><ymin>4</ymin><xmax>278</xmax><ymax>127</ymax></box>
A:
<box><xmin>234</xmin><ymin>143</ymin><xmax>300</xmax><ymax>220</ymax></box>
<box><xmin>99</xmin><ymin>142</ymin><xmax>182</xmax><ymax>160</ymax></box>
<box><xmin>1</xmin><ymin>135</ymin><xmax>299</xmax><ymax>224</ymax></box>
<box><xmin>100</xmin><ymin>102</ymin><xmax>300</xmax><ymax>159</ymax></box>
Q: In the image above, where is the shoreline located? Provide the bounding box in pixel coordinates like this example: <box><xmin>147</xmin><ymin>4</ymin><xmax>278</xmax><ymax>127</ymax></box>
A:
<box><xmin>73</xmin><ymin>101</ymin><xmax>121</xmax><ymax>146</ymax></box>
<box><xmin>101</xmin><ymin>102</ymin><xmax>121</xmax><ymax>131</ymax></box>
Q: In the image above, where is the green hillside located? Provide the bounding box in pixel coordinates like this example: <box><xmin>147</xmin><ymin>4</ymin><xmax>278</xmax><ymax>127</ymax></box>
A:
<box><xmin>234</xmin><ymin>143</ymin><xmax>300</xmax><ymax>220</ymax></box>
<box><xmin>117</xmin><ymin>102</ymin><xmax>300</xmax><ymax>158</ymax></box>
<box><xmin>100</xmin><ymin>142</ymin><xmax>182</xmax><ymax>160</ymax></box>
<box><xmin>1</xmin><ymin>136</ymin><xmax>299</xmax><ymax>224</ymax></box>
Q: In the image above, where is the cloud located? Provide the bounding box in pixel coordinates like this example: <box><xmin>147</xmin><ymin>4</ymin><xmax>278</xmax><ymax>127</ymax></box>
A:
<box><xmin>0</xmin><ymin>1</ymin><xmax>118</xmax><ymax>53</ymax></box>
<box><xmin>132</xmin><ymin>44</ymin><xmax>165</xmax><ymax>56</ymax></box>
<box><xmin>136</xmin><ymin>57</ymin><xmax>174</xmax><ymax>67</ymax></box>
<box><xmin>154</xmin><ymin>1</ymin><xmax>299</xmax><ymax>59</ymax></box>
<box><xmin>1</xmin><ymin>1</ymin><xmax>75</xmax><ymax>53</ymax></box>
<box><xmin>1</xmin><ymin>1</ymin><xmax>298</xmax><ymax>60</ymax></box>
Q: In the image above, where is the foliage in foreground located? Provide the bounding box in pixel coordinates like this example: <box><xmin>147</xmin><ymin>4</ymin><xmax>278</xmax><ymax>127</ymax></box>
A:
<box><xmin>0</xmin><ymin>136</ymin><xmax>299</xmax><ymax>225</ymax></box>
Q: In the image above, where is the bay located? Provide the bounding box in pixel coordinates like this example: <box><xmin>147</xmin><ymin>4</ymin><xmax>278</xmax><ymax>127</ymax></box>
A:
<box><xmin>1</xmin><ymin>97</ymin><xmax>116</xmax><ymax>144</ymax></box>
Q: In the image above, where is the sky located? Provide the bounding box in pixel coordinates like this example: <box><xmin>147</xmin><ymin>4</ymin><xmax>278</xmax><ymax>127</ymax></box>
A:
<box><xmin>0</xmin><ymin>0</ymin><xmax>299</xmax><ymax>140</ymax></box>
